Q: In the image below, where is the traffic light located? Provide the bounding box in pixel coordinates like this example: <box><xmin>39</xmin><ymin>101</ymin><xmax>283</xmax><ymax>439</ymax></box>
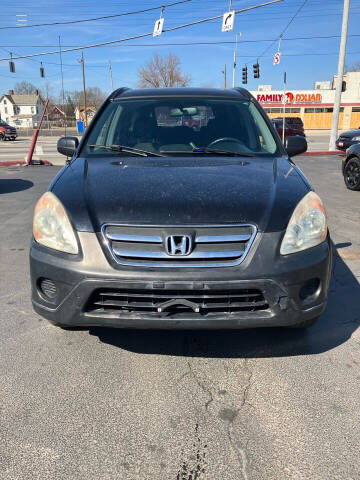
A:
<box><xmin>9</xmin><ymin>53</ymin><xmax>15</xmax><ymax>73</ymax></box>
<box><xmin>253</xmin><ymin>62</ymin><xmax>260</xmax><ymax>79</ymax></box>
<box><xmin>40</xmin><ymin>62</ymin><xmax>45</xmax><ymax>78</ymax></box>
<box><xmin>242</xmin><ymin>66</ymin><xmax>248</xmax><ymax>84</ymax></box>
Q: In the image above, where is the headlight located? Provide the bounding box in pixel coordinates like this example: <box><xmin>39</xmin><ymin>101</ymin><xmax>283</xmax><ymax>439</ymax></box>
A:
<box><xmin>33</xmin><ymin>192</ymin><xmax>78</xmax><ymax>254</ymax></box>
<box><xmin>280</xmin><ymin>191</ymin><xmax>327</xmax><ymax>255</ymax></box>
<box><xmin>352</xmin><ymin>136</ymin><xmax>360</xmax><ymax>141</ymax></box>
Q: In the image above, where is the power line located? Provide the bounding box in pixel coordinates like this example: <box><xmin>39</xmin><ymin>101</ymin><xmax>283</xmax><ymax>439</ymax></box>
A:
<box><xmin>259</xmin><ymin>0</ymin><xmax>309</xmax><ymax>58</ymax></box>
<box><xmin>0</xmin><ymin>0</ymin><xmax>192</xmax><ymax>30</ymax></box>
<box><xmin>0</xmin><ymin>0</ymin><xmax>283</xmax><ymax>62</ymax></box>
<box><xmin>2</xmin><ymin>33</ymin><xmax>360</xmax><ymax>51</ymax></box>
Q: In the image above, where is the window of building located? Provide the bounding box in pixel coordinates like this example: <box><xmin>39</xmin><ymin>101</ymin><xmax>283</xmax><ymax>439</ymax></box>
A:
<box><xmin>304</xmin><ymin>107</ymin><xmax>343</xmax><ymax>113</ymax></box>
<box><xmin>4</xmin><ymin>99</ymin><xmax>6</xmax><ymax>104</ymax></box>
<box><xmin>286</xmin><ymin>108</ymin><xmax>301</xmax><ymax>113</ymax></box>
<box><xmin>4</xmin><ymin>107</ymin><xmax>7</xmax><ymax>114</ymax></box>
<box><xmin>352</xmin><ymin>107</ymin><xmax>360</xmax><ymax>112</ymax></box>
<box><xmin>264</xmin><ymin>108</ymin><xmax>282</xmax><ymax>113</ymax></box>
<box><xmin>31</xmin><ymin>107</ymin><xmax>35</xmax><ymax>114</ymax></box>
<box><xmin>15</xmin><ymin>106</ymin><xmax>20</xmax><ymax>114</ymax></box>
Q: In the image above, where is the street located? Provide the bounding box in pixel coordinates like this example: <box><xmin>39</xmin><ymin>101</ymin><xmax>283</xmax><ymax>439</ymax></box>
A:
<box><xmin>0</xmin><ymin>155</ymin><xmax>359</xmax><ymax>479</ymax></box>
<box><xmin>0</xmin><ymin>137</ymin><xmax>72</xmax><ymax>166</ymax></box>
<box><xmin>0</xmin><ymin>131</ymin><xmax>342</xmax><ymax>167</ymax></box>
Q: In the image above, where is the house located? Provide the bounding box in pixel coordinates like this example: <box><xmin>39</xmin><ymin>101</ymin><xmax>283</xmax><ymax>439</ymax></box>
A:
<box><xmin>48</xmin><ymin>105</ymin><xmax>66</xmax><ymax>124</ymax></box>
<box><xmin>75</xmin><ymin>105</ymin><xmax>97</xmax><ymax>123</ymax></box>
<box><xmin>0</xmin><ymin>90</ymin><xmax>44</xmax><ymax>128</ymax></box>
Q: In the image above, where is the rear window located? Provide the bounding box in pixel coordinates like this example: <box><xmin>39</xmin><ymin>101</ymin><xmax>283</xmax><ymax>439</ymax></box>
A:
<box><xmin>82</xmin><ymin>97</ymin><xmax>279</xmax><ymax>157</ymax></box>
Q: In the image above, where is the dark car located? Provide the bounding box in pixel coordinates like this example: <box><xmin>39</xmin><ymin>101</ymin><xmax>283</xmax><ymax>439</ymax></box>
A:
<box><xmin>271</xmin><ymin>119</ymin><xmax>306</xmax><ymax>139</ymax></box>
<box><xmin>30</xmin><ymin>87</ymin><xmax>331</xmax><ymax>331</ymax></box>
<box><xmin>342</xmin><ymin>144</ymin><xmax>360</xmax><ymax>190</ymax></box>
<box><xmin>336</xmin><ymin>129</ymin><xmax>360</xmax><ymax>151</ymax></box>
<box><xmin>0</xmin><ymin>119</ymin><xmax>17</xmax><ymax>141</ymax></box>
<box><xmin>273</xmin><ymin>117</ymin><xmax>305</xmax><ymax>136</ymax></box>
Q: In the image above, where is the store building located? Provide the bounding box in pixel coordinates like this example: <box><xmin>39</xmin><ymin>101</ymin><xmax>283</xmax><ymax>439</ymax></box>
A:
<box><xmin>251</xmin><ymin>71</ymin><xmax>360</xmax><ymax>130</ymax></box>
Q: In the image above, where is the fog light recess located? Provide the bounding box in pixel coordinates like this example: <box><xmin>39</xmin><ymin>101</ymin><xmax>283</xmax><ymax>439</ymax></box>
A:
<box><xmin>39</xmin><ymin>278</ymin><xmax>57</xmax><ymax>299</ymax></box>
<box><xmin>299</xmin><ymin>278</ymin><xmax>320</xmax><ymax>301</ymax></box>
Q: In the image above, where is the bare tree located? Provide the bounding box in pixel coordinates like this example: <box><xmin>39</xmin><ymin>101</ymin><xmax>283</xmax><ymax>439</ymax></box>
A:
<box><xmin>13</xmin><ymin>81</ymin><xmax>39</xmax><ymax>95</ymax></box>
<box><xmin>345</xmin><ymin>62</ymin><xmax>360</xmax><ymax>73</ymax></box>
<box><xmin>138</xmin><ymin>53</ymin><xmax>191</xmax><ymax>88</ymax></box>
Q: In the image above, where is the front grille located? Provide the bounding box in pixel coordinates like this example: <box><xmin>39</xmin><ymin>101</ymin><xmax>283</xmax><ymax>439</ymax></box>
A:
<box><xmin>102</xmin><ymin>224</ymin><xmax>257</xmax><ymax>268</ymax></box>
<box><xmin>86</xmin><ymin>287</ymin><xmax>268</xmax><ymax>316</ymax></box>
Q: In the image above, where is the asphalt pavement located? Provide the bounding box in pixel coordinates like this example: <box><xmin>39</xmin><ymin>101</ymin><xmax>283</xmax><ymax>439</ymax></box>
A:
<box><xmin>0</xmin><ymin>156</ymin><xmax>359</xmax><ymax>480</ymax></box>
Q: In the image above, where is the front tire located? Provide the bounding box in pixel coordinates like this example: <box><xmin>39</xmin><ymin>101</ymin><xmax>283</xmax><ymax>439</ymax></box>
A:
<box><xmin>344</xmin><ymin>157</ymin><xmax>360</xmax><ymax>190</ymax></box>
<box><xmin>0</xmin><ymin>133</ymin><xmax>5</xmax><ymax>141</ymax></box>
<box><xmin>289</xmin><ymin>316</ymin><xmax>319</xmax><ymax>329</ymax></box>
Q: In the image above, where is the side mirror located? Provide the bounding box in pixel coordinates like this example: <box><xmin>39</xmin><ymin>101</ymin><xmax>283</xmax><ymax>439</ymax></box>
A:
<box><xmin>285</xmin><ymin>135</ymin><xmax>307</xmax><ymax>157</ymax></box>
<box><xmin>57</xmin><ymin>136</ymin><xmax>79</xmax><ymax>157</ymax></box>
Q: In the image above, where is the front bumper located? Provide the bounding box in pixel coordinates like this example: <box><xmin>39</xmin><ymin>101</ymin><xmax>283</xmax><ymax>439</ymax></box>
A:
<box><xmin>30</xmin><ymin>230</ymin><xmax>332</xmax><ymax>329</ymax></box>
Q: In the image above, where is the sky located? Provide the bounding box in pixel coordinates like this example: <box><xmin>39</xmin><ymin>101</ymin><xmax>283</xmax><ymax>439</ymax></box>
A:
<box><xmin>0</xmin><ymin>0</ymin><xmax>359</xmax><ymax>98</ymax></box>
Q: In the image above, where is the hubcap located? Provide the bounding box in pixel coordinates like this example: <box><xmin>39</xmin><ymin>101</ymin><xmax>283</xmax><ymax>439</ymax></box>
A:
<box><xmin>346</xmin><ymin>159</ymin><xmax>360</xmax><ymax>187</ymax></box>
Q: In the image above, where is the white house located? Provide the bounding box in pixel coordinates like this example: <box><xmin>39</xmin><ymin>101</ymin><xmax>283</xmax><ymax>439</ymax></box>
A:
<box><xmin>0</xmin><ymin>90</ymin><xmax>44</xmax><ymax>128</ymax></box>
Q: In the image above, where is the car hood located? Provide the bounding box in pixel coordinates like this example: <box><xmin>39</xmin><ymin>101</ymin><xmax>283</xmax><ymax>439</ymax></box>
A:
<box><xmin>52</xmin><ymin>156</ymin><xmax>310</xmax><ymax>233</ymax></box>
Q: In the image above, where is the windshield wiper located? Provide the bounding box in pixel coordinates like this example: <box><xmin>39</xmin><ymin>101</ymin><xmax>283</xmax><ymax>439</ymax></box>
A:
<box><xmin>192</xmin><ymin>147</ymin><xmax>255</xmax><ymax>157</ymax></box>
<box><xmin>88</xmin><ymin>144</ymin><xmax>165</xmax><ymax>157</ymax></box>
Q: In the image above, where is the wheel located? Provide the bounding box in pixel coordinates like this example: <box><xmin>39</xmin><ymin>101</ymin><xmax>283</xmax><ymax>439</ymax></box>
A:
<box><xmin>288</xmin><ymin>316</ymin><xmax>319</xmax><ymax>329</ymax></box>
<box><xmin>344</xmin><ymin>157</ymin><xmax>360</xmax><ymax>190</ymax></box>
<box><xmin>0</xmin><ymin>133</ymin><xmax>5</xmax><ymax>141</ymax></box>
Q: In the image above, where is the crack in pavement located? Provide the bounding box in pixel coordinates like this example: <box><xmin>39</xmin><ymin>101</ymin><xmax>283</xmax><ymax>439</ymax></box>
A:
<box><xmin>186</xmin><ymin>360</ymin><xmax>214</xmax><ymax>411</ymax></box>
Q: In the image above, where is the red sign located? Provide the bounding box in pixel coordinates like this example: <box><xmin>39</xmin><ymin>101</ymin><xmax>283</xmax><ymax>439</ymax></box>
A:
<box><xmin>257</xmin><ymin>92</ymin><xmax>322</xmax><ymax>104</ymax></box>
<box><xmin>273</xmin><ymin>52</ymin><xmax>281</xmax><ymax>65</ymax></box>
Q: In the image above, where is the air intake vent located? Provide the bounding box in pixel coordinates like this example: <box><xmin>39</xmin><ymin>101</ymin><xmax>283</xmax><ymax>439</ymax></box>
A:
<box><xmin>86</xmin><ymin>287</ymin><xmax>268</xmax><ymax>316</ymax></box>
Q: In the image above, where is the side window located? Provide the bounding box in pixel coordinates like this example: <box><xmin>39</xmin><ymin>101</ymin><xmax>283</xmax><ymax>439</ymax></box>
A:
<box><xmin>249</xmin><ymin>103</ymin><xmax>277</xmax><ymax>154</ymax></box>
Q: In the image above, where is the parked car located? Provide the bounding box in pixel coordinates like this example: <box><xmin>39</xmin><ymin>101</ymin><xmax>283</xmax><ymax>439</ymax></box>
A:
<box><xmin>273</xmin><ymin>117</ymin><xmax>305</xmax><ymax>136</ymax></box>
<box><xmin>342</xmin><ymin>144</ymin><xmax>360</xmax><ymax>190</ymax></box>
<box><xmin>271</xmin><ymin>118</ymin><xmax>306</xmax><ymax>139</ymax></box>
<box><xmin>30</xmin><ymin>87</ymin><xmax>331</xmax><ymax>331</ymax></box>
<box><xmin>336</xmin><ymin>129</ymin><xmax>360</xmax><ymax>151</ymax></box>
<box><xmin>0</xmin><ymin>120</ymin><xmax>17</xmax><ymax>141</ymax></box>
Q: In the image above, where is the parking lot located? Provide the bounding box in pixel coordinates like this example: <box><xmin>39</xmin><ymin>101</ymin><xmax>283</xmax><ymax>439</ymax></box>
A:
<box><xmin>0</xmin><ymin>155</ymin><xmax>359</xmax><ymax>479</ymax></box>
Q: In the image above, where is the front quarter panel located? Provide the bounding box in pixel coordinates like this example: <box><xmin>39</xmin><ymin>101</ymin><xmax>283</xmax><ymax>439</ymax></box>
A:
<box><xmin>51</xmin><ymin>158</ymin><xmax>94</xmax><ymax>232</ymax></box>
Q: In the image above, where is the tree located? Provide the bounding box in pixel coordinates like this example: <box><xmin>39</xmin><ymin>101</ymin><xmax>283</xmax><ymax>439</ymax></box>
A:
<box><xmin>13</xmin><ymin>81</ymin><xmax>39</xmax><ymax>95</ymax></box>
<box><xmin>345</xmin><ymin>62</ymin><xmax>360</xmax><ymax>73</ymax></box>
<box><xmin>138</xmin><ymin>53</ymin><xmax>191</xmax><ymax>88</ymax></box>
<box><xmin>63</xmin><ymin>87</ymin><xmax>106</xmax><ymax>108</ymax></box>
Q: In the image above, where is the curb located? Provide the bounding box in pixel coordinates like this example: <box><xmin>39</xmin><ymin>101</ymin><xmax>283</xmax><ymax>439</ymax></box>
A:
<box><xmin>300</xmin><ymin>150</ymin><xmax>344</xmax><ymax>156</ymax></box>
<box><xmin>0</xmin><ymin>159</ymin><xmax>53</xmax><ymax>167</ymax></box>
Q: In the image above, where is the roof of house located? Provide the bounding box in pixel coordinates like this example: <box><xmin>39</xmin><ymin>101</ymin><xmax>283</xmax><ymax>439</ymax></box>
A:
<box><xmin>0</xmin><ymin>94</ymin><xmax>42</xmax><ymax>105</ymax></box>
<box><xmin>76</xmin><ymin>106</ymin><xmax>97</xmax><ymax>112</ymax></box>
<box><xmin>50</xmin><ymin>105</ymin><xmax>66</xmax><ymax>115</ymax></box>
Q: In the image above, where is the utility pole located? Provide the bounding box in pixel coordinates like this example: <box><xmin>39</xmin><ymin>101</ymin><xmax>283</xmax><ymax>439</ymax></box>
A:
<box><xmin>282</xmin><ymin>71</ymin><xmax>287</xmax><ymax>144</ymax></box>
<box><xmin>79</xmin><ymin>52</ymin><xmax>87</xmax><ymax>127</ymax></box>
<box><xmin>109</xmin><ymin>60</ymin><xmax>114</xmax><ymax>91</ymax></box>
<box><xmin>222</xmin><ymin>64</ymin><xmax>227</xmax><ymax>89</ymax></box>
<box><xmin>233</xmin><ymin>32</ymin><xmax>242</xmax><ymax>88</ymax></box>
<box><xmin>329</xmin><ymin>0</ymin><xmax>350</xmax><ymax>151</ymax></box>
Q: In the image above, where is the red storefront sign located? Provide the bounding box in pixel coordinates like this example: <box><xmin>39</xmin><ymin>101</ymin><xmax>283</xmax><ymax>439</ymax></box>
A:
<box><xmin>257</xmin><ymin>92</ymin><xmax>322</xmax><ymax>103</ymax></box>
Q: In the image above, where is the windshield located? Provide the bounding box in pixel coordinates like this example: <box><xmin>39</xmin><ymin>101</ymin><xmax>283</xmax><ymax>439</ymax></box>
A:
<box><xmin>0</xmin><ymin>120</ymin><xmax>9</xmax><ymax>127</ymax></box>
<box><xmin>82</xmin><ymin>97</ymin><xmax>279</xmax><ymax>157</ymax></box>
